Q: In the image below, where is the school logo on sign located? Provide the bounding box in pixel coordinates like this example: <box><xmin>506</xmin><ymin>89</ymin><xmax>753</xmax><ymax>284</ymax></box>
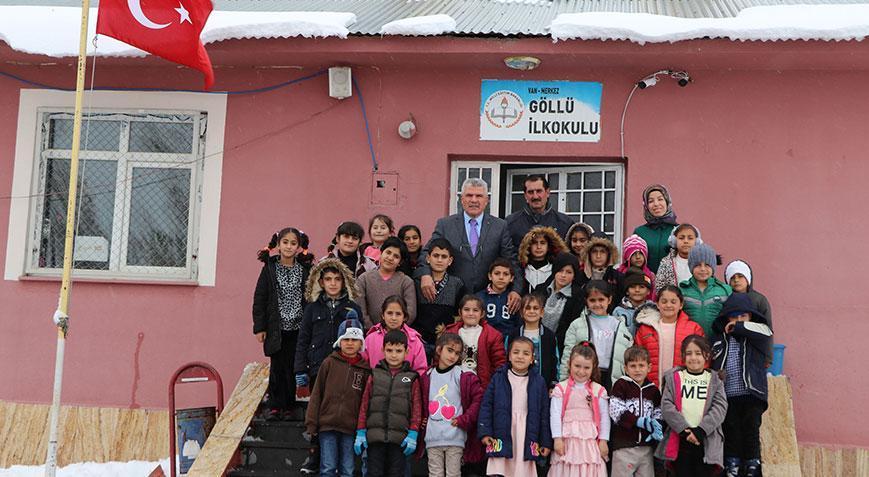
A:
<box><xmin>483</xmin><ymin>90</ymin><xmax>524</xmax><ymax>129</ymax></box>
<box><xmin>480</xmin><ymin>80</ymin><xmax>602</xmax><ymax>142</ymax></box>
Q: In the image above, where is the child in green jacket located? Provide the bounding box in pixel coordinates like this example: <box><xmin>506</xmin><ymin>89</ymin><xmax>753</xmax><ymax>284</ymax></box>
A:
<box><xmin>679</xmin><ymin>243</ymin><xmax>731</xmax><ymax>335</ymax></box>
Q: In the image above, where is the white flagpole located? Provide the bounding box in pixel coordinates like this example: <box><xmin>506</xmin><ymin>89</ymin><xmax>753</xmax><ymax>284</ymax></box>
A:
<box><xmin>44</xmin><ymin>0</ymin><xmax>92</xmax><ymax>475</ymax></box>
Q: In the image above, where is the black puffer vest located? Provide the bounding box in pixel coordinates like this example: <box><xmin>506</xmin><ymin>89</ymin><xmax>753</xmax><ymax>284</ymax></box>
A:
<box><xmin>367</xmin><ymin>361</ymin><xmax>417</xmax><ymax>445</ymax></box>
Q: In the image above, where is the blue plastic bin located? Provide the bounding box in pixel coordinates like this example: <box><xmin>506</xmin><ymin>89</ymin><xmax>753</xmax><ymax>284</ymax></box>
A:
<box><xmin>770</xmin><ymin>343</ymin><xmax>786</xmax><ymax>376</ymax></box>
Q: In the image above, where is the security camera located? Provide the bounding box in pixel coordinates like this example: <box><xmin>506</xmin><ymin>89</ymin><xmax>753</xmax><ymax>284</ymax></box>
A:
<box><xmin>637</xmin><ymin>76</ymin><xmax>658</xmax><ymax>89</ymax></box>
<box><xmin>670</xmin><ymin>70</ymin><xmax>691</xmax><ymax>87</ymax></box>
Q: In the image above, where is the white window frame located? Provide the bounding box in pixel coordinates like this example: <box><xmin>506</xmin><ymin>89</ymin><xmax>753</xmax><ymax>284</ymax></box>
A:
<box><xmin>6</xmin><ymin>89</ymin><xmax>226</xmax><ymax>286</ymax></box>
<box><xmin>504</xmin><ymin>164</ymin><xmax>625</xmax><ymax>243</ymax></box>
<box><xmin>449</xmin><ymin>161</ymin><xmax>501</xmax><ymax>216</ymax></box>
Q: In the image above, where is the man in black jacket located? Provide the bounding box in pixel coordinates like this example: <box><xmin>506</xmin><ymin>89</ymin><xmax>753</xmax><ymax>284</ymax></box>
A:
<box><xmin>506</xmin><ymin>174</ymin><xmax>574</xmax><ymax>248</ymax></box>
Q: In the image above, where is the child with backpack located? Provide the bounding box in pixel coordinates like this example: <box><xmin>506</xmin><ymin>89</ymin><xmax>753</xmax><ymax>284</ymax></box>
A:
<box><xmin>549</xmin><ymin>342</ymin><xmax>610</xmax><ymax>477</ymax></box>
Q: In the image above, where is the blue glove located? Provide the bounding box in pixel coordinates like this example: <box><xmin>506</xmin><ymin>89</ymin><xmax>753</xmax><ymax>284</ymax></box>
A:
<box><xmin>650</xmin><ymin>419</ymin><xmax>664</xmax><ymax>441</ymax></box>
<box><xmin>354</xmin><ymin>430</ymin><xmax>367</xmax><ymax>456</ymax></box>
<box><xmin>636</xmin><ymin>416</ymin><xmax>654</xmax><ymax>433</ymax></box>
<box><xmin>401</xmin><ymin>430</ymin><xmax>418</xmax><ymax>456</ymax></box>
<box><xmin>295</xmin><ymin>373</ymin><xmax>309</xmax><ymax>387</ymax></box>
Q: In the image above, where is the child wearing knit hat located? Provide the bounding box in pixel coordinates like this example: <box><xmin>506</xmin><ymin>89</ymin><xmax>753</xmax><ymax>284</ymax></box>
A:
<box><xmin>614</xmin><ymin>267</ymin><xmax>654</xmax><ymax>335</ymax></box>
<box><xmin>305</xmin><ymin>318</ymin><xmax>371</xmax><ymax>477</ymax></box>
<box><xmin>679</xmin><ymin>243</ymin><xmax>732</xmax><ymax>335</ymax></box>
<box><xmin>725</xmin><ymin>259</ymin><xmax>774</xmax><ymax>366</ymax></box>
<box><xmin>617</xmin><ymin>234</ymin><xmax>657</xmax><ymax>302</ymax></box>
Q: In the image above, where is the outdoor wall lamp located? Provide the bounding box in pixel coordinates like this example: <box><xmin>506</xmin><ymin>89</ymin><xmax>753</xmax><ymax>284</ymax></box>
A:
<box><xmin>504</xmin><ymin>56</ymin><xmax>541</xmax><ymax>70</ymax></box>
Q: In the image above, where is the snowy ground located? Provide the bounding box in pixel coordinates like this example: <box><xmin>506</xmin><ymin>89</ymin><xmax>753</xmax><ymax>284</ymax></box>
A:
<box><xmin>0</xmin><ymin>459</ymin><xmax>169</xmax><ymax>477</ymax></box>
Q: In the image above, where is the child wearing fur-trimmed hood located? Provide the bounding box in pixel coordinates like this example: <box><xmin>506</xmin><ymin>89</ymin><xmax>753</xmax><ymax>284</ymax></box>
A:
<box><xmin>518</xmin><ymin>226</ymin><xmax>568</xmax><ymax>295</ymax></box>
<box><xmin>579</xmin><ymin>233</ymin><xmax>625</xmax><ymax>311</ymax></box>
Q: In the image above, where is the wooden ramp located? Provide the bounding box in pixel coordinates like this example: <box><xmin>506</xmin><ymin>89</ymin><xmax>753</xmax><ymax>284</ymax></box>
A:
<box><xmin>760</xmin><ymin>376</ymin><xmax>802</xmax><ymax>477</ymax></box>
<box><xmin>186</xmin><ymin>362</ymin><xmax>269</xmax><ymax>477</ymax></box>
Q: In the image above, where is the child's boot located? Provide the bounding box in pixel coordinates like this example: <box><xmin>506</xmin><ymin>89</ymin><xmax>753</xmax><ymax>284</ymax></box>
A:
<box><xmin>299</xmin><ymin>444</ymin><xmax>319</xmax><ymax>474</ymax></box>
<box><xmin>724</xmin><ymin>456</ymin><xmax>742</xmax><ymax>477</ymax></box>
<box><xmin>743</xmin><ymin>458</ymin><xmax>762</xmax><ymax>477</ymax></box>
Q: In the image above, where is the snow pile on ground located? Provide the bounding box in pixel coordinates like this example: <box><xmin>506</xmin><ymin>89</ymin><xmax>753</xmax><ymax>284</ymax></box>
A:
<box><xmin>0</xmin><ymin>6</ymin><xmax>356</xmax><ymax>57</ymax></box>
<box><xmin>550</xmin><ymin>5</ymin><xmax>869</xmax><ymax>44</ymax></box>
<box><xmin>380</xmin><ymin>14</ymin><xmax>457</xmax><ymax>36</ymax></box>
<box><xmin>0</xmin><ymin>459</ymin><xmax>169</xmax><ymax>476</ymax></box>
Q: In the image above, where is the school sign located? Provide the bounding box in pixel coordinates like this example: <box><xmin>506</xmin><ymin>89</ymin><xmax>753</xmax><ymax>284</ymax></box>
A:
<box><xmin>480</xmin><ymin>80</ymin><xmax>602</xmax><ymax>142</ymax></box>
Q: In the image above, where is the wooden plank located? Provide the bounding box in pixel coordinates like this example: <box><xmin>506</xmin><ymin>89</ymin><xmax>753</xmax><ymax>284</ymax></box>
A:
<box><xmin>760</xmin><ymin>376</ymin><xmax>802</xmax><ymax>477</ymax></box>
<box><xmin>800</xmin><ymin>445</ymin><xmax>869</xmax><ymax>477</ymax></box>
<box><xmin>143</xmin><ymin>408</ymin><xmax>170</xmax><ymax>461</ymax></box>
<box><xmin>0</xmin><ymin>401</ymin><xmax>169</xmax><ymax>467</ymax></box>
<box><xmin>186</xmin><ymin>362</ymin><xmax>269</xmax><ymax>477</ymax></box>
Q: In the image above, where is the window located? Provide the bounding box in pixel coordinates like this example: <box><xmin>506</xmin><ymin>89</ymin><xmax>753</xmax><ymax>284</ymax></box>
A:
<box><xmin>29</xmin><ymin>111</ymin><xmax>203</xmax><ymax>279</ymax></box>
<box><xmin>450</xmin><ymin>161</ymin><xmax>624</xmax><ymax>243</ymax></box>
<box><xmin>505</xmin><ymin>165</ymin><xmax>625</xmax><ymax>242</ymax></box>
<box><xmin>449</xmin><ymin>162</ymin><xmax>500</xmax><ymax>216</ymax></box>
<box><xmin>7</xmin><ymin>89</ymin><xmax>226</xmax><ymax>285</ymax></box>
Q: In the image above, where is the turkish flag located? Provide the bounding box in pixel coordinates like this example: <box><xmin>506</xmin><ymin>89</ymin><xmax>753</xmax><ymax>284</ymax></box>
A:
<box><xmin>97</xmin><ymin>0</ymin><xmax>215</xmax><ymax>89</ymax></box>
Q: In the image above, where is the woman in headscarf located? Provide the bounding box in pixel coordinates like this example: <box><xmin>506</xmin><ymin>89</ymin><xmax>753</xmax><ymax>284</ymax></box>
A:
<box><xmin>632</xmin><ymin>184</ymin><xmax>678</xmax><ymax>272</ymax></box>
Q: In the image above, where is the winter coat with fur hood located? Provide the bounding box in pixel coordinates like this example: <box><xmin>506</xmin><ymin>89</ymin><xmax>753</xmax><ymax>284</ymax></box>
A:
<box><xmin>252</xmin><ymin>256</ymin><xmax>311</xmax><ymax>356</ymax></box>
<box><xmin>633</xmin><ymin>303</ymin><xmax>705</xmax><ymax>386</ymax></box>
<box><xmin>294</xmin><ymin>259</ymin><xmax>362</xmax><ymax>377</ymax></box>
<box><xmin>518</xmin><ymin>226</ymin><xmax>568</xmax><ymax>295</ymax></box>
<box><xmin>578</xmin><ymin>236</ymin><xmax>625</xmax><ymax>309</ymax></box>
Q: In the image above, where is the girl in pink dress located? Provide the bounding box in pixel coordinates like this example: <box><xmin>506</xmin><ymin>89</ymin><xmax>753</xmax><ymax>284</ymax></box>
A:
<box><xmin>478</xmin><ymin>337</ymin><xmax>552</xmax><ymax>477</ymax></box>
<box><xmin>549</xmin><ymin>341</ymin><xmax>610</xmax><ymax>477</ymax></box>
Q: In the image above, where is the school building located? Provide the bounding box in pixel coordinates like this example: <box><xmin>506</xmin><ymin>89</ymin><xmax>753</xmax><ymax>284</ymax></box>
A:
<box><xmin>0</xmin><ymin>0</ymin><xmax>867</xmax><ymax>464</ymax></box>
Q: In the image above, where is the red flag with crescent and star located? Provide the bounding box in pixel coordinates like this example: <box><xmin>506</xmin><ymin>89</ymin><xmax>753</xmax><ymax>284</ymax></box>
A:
<box><xmin>97</xmin><ymin>0</ymin><xmax>215</xmax><ymax>89</ymax></box>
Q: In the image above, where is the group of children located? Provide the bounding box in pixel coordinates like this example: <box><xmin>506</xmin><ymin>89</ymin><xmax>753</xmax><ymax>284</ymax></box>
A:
<box><xmin>252</xmin><ymin>184</ymin><xmax>774</xmax><ymax>477</ymax></box>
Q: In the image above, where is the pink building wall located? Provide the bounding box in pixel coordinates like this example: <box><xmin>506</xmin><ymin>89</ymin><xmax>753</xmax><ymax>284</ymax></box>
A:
<box><xmin>1</xmin><ymin>37</ymin><xmax>867</xmax><ymax>447</ymax></box>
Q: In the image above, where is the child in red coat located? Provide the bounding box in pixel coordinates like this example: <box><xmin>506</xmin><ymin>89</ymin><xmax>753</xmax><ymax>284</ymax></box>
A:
<box><xmin>633</xmin><ymin>285</ymin><xmax>704</xmax><ymax>387</ymax></box>
<box><xmin>444</xmin><ymin>295</ymin><xmax>506</xmax><ymax>392</ymax></box>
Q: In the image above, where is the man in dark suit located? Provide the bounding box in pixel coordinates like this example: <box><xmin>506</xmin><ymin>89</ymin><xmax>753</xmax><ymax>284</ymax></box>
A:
<box><xmin>417</xmin><ymin>178</ymin><xmax>523</xmax><ymax>312</ymax></box>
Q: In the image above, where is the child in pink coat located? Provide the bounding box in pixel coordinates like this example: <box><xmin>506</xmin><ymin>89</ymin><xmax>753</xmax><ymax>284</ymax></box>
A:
<box><xmin>363</xmin><ymin>295</ymin><xmax>428</xmax><ymax>375</ymax></box>
<box><xmin>617</xmin><ymin>234</ymin><xmax>656</xmax><ymax>301</ymax></box>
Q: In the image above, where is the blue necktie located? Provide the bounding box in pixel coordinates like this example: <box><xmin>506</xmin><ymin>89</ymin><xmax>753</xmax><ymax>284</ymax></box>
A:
<box><xmin>469</xmin><ymin>218</ymin><xmax>479</xmax><ymax>257</ymax></box>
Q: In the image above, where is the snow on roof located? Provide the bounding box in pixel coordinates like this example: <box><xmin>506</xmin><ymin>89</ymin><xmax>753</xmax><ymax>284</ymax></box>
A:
<box><xmin>2</xmin><ymin>3</ymin><xmax>869</xmax><ymax>57</ymax></box>
<box><xmin>0</xmin><ymin>6</ymin><xmax>356</xmax><ymax>57</ymax></box>
<box><xmin>550</xmin><ymin>5</ymin><xmax>869</xmax><ymax>44</ymax></box>
<box><xmin>380</xmin><ymin>14</ymin><xmax>457</xmax><ymax>36</ymax></box>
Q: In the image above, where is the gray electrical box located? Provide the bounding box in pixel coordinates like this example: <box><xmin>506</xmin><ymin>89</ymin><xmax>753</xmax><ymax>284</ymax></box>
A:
<box><xmin>329</xmin><ymin>67</ymin><xmax>352</xmax><ymax>99</ymax></box>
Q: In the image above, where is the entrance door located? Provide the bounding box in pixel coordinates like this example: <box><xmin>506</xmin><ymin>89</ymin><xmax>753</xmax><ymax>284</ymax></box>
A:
<box><xmin>450</xmin><ymin>162</ymin><xmax>625</xmax><ymax>243</ymax></box>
